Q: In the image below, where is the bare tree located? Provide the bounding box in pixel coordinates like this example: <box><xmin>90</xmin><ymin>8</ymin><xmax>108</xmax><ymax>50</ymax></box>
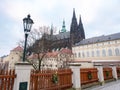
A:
<box><xmin>29</xmin><ymin>34</ymin><xmax>52</xmax><ymax>70</ymax></box>
<box><xmin>18</xmin><ymin>26</ymin><xmax>54</xmax><ymax>70</ymax></box>
<box><xmin>18</xmin><ymin>26</ymin><xmax>49</xmax><ymax>48</ymax></box>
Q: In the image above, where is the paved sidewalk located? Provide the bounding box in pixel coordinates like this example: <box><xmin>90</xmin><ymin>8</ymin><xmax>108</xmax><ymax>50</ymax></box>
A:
<box><xmin>84</xmin><ymin>80</ymin><xmax>120</xmax><ymax>90</ymax></box>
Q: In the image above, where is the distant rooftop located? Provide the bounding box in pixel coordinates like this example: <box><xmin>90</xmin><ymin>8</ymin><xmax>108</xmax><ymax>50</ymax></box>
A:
<box><xmin>75</xmin><ymin>32</ymin><xmax>120</xmax><ymax>46</ymax></box>
<box><xmin>28</xmin><ymin>48</ymin><xmax>72</xmax><ymax>59</ymax></box>
<box><xmin>53</xmin><ymin>32</ymin><xmax>70</xmax><ymax>40</ymax></box>
<box><xmin>60</xmin><ymin>48</ymin><xmax>73</xmax><ymax>54</ymax></box>
<box><xmin>11</xmin><ymin>46</ymin><xmax>23</xmax><ymax>52</ymax></box>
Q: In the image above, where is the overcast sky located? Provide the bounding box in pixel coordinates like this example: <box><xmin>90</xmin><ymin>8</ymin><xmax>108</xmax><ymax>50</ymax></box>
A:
<box><xmin>0</xmin><ymin>0</ymin><xmax>120</xmax><ymax>57</ymax></box>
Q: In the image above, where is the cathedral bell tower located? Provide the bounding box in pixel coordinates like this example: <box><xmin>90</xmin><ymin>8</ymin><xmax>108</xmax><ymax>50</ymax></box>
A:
<box><xmin>60</xmin><ymin>20</ymin><xmax>67</xmax><ymax>33</ymax></box>
<box><xmin>70</xmin><ymin>9</ymin><xmax>85</xmax><ymax>46</ymax></box>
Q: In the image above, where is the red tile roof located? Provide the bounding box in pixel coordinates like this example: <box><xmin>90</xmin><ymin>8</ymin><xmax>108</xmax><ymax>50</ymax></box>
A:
<box><xmin>28</xmin><ymin>48</ymin><xmax>73</xmax><ymax>59</ymax></box>
<box><xmin>45</xmin><ymin>51</ymin><xmax>58</xmax><ymax>58</ymax></box>
<box><xmin>60</xmin><ymin>48</ymin><xmax>73</xmax><ymax>54</ymax></box>
<box><xmin>28</xmin><ymin>51</ymin><xmax>59</xmax><ymax>59</ymax></box>
<box><xmin>11</xmin><ymin>46</ymin><xmax>23</xmax><ymax>52</ymax></box>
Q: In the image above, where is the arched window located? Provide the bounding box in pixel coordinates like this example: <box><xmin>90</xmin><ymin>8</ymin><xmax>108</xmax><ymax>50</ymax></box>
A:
<box><xmin>82</xmin><ymin>52</ymin><xmax>85</xmax><ymax>58</ymax></box>
<box><xmin>108</xmin><ymin>49</ymin><xmax>112</xmax><ymax>56</ymax></box>
<box><xmin>115</xmin><ymin>48</ymin><xmax>120</xmax><ymax>56</ymax></box>
<box><xmin>78</xmin><ymin>52</ymin><xmax>81</xmax><ymax>57</ymax></box>
<box><xmin>92</xmin><ymin>51</ymin><xmax>94</xmax><ymax>57</ymax></box>
<box><xmin>74</xmin><ymin>53</ymin><xmax>77</xmax><ymax>57</ymax></box>
<box><xmin>87</xmin><ymin>52</ymin><xmax>89</xmax><ymax>57</ymax></box>
<box><xmin>96</xmin><ymin>50</ymin><xmax>100</xmax><ymax>57</ymax></box>
<box><xmin>102</xmin><ymin>49</ymin><xmax>106</xmax><ymax>57</ymax></box>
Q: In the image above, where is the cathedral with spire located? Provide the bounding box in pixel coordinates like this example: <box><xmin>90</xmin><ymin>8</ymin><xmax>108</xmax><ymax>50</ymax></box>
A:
<box><xmin>50</xmin><ymin>9</ymin><xmax>85</xmax><ymax>50</ymax></box>
<box><xmin>31</xmin><ymin>9</ymin><xmax>85</xmax><ymax>52</ymax></box>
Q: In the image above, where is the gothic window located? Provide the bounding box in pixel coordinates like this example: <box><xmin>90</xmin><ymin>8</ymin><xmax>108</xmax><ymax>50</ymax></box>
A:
<box><xmin>115</xmin><ymin>48</ymin><xmax>120</xmax><ymax>56</ymax></box>
<box><xmin>108</xmin><ymin>49</ymin><xmax>112</xmax><ymax>56</ymax></box>
<box><xmin>87</xmin><ymin>52</ymin><xmax>89</xmax><ymax>57</ymax></box>
<box><xmin>92</xmin><ymin>51</ymin><xmax>94</xmax><ymax>57</ymax></box>
<box><xmin>96</xmin><ymin>50</ymin><xmax>100</xmax><ymax>57</ymax></box>
<box><xmin>102</xmin><ymin>49</ymin><xmax>106</xmax><ymax>57</ymax></box>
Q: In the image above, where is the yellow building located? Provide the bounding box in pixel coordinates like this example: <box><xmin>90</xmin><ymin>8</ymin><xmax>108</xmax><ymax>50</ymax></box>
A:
<box><xmin>3</xmin><ymin>46</ymin><xmax>23</xmax><ymax>69</ymax></box>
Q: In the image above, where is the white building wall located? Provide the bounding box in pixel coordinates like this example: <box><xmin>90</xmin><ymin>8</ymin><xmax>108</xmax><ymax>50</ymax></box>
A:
<box><xmin>72</xmin><ymin>39</ymin><xmax>120</xmax><ymax>61</ymax></box>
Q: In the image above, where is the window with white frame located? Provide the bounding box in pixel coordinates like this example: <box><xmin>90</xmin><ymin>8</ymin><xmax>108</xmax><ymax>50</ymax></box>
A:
<box><xmin>82</xmin><ymin>52</ymin><xmax>85</xmax><ymax>58</ymax></box>
<box><xmin>78</xmin><ymin>52</ymin><xmax>81</xmax><ymax>57</ymax></box>
<box><xmin>74</xmin><ymin>53</ymin><xmax>77</xmax><ymax>58</ymax></box>
<box><xmin>92</xmin><ymin>51</ymin><xmax>94</xmax><ymax>57</ymax></box>
<box><xmin>96</xmin><ymin>50</ymin><xmax>100</xmax><ymax>57</ymax></box>
<box><xmin>108</xmin><ymin>49</ymin><xmax>112</xmax><ymax>56</ymax></box>
<box><xmin>115</xmin><ymin>48</ymin><xmax>120</xmax><ymax>56</ymax></box>
<box><xmin>115</xmin><ymin>40</ymin><xmax>117</xmax><ymax>44</ymax></box>
<box><xmin>102</xmin><ymin>49</ymin><xmax>106</xmax><ymax>57</ymax></box>
<box><xmin>87</xmin><ymin>52</ymin><xmax>89</xmax><ymax>57</ymax></box>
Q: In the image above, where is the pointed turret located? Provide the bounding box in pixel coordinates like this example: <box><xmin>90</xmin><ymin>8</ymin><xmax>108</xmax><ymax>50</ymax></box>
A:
<box><xmin>78</xmin><ymin>15</ymin><xmax>85</xmax><ymax>39</ymax></box>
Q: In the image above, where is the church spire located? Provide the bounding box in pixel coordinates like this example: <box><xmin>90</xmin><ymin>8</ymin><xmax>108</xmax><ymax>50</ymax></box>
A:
<box><xmin>73</xmin><ymin>8</ymin><xmax>76</xmax><ymax>19</ymax></box>
<box><xmin>79</xmin><ymin>15</ymin><xmax>82</xmax><ymax>25</ymax></box>
<box><xmin>70</xmin><ymin>8</ymin><xmax>78</xmax><ymax>33</ymax></box>
<box><xmin>50</xmin><ymin>24</ymin><xmax>53</xmax><ymax>35</ymax></box>
<box><xmin>78</xmin><ymin>15</ymin><xmax>85</xmax><ymax>39</ymax></box>
<box><xmin>71</xmin><ymin>8</ymin><xmax>77</xmax><ymax>26</ymax></box>
<box><xmin>60</xmin><ymin>20</ymin><xmax>66</xmax><ymax>33</ymax></box>
<box><xmin>70</xmin><ymin>9</ymin><xmax>85</xmax><ymax>46</ymax></box>
<box><xmin>70</xmin><ymin>8</ymin><xmax>78</xmax><ymax>45</ymax></box>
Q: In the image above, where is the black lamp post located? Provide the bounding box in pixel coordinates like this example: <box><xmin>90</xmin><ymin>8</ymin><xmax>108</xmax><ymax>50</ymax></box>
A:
<box><xmin>23</xmin><ymin>14</ymin><xmax>34</xmax><ymax>62</ymax></box>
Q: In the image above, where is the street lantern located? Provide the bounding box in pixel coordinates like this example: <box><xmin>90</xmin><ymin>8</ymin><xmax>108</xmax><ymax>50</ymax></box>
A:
<box><xmin>23</xmin><ymin>14</ymin><xmax>34</xmax><ymax>62</ymax></box>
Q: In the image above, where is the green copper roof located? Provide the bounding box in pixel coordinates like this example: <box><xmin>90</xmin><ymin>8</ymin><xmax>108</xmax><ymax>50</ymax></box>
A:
<box><xmin>50</xmin><ymin>24</ymin><xmax>53</xmax><ymax>35</ymax></box>
<box><xmin>60</xmin><ymin>20</ymin><xmax>66</xmax><ymax>33</ymax></box>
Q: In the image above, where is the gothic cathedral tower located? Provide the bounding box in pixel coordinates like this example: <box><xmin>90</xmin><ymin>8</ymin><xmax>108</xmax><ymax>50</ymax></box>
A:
<box><xmin>70</xmin><ymin>9</ymin><xmax>85</xmax><ymax>46</ymax></box>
